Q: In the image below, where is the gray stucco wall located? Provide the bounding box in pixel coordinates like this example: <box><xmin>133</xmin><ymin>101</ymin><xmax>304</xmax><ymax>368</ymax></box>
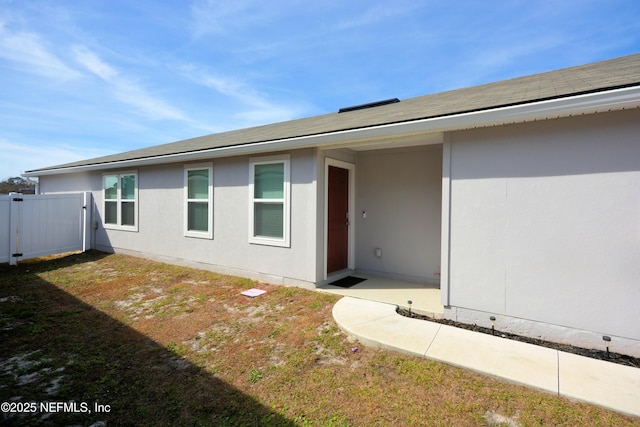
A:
<box><xmin>39</xmin><ymin>172</ymin><xmax>98</xmax><ymax>194</ymax></box>
<box><xmin>356</xmin><ymin>145</ymin><xmax>442</xmax><ymax>282</ymax></box>
<box><xmin>445</xmin><ymin>109</ymin><xmax>640</xmax><ymax>354</ymax></box>
<box><xmin>40</xmin><ymin>149</ymin><xmax>319</xmax><ymax>286</ymax></box>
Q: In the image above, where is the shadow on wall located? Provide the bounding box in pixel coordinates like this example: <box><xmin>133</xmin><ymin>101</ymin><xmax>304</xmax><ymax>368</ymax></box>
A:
<box><xmin>0</xmin><ymin>252</ymin><xmax>296</xmax><ymax>426</ymax></box>
<box><xmin>90</xmin><ymin>204</ymin><xmax>112</xmax><ymax>253</ymax></box>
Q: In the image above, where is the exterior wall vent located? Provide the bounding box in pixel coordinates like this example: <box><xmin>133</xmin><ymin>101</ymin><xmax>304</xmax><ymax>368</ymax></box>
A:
<box><xmin>339</xmin><ymin>98</ymin><xmax>400</xmax><ymax>113</ymax></box>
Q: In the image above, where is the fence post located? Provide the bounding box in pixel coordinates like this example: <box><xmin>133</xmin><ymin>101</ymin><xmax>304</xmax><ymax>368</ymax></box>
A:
<box><xmin>0</xmin><ymin>196</ymin><xmax>10</xmax><ymax>264</ymax></box>
<box><xmin>8</xmin><ymin>194</ymin><xmax>21</xmax><ymax>265</ymax></box>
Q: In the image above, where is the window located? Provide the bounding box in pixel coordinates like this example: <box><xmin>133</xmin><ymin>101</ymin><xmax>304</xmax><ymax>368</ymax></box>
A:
<box><xmin>184</xmin><ymin>164</ymin><xmax>213</xmax><ymax>238</ymax></box>
<box><xmin>103</xmin><ymin>172</ymin><xmax>138</xmax><ymax>231</ymax></box>
<box><xmin>249</xmin><ymin>155</ymin><xmax>290</xmax><ymax>247</ymax></box>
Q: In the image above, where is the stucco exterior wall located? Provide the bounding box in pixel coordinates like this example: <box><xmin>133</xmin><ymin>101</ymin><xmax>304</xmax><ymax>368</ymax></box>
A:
<box><xmin>445</xmin><ymin>109</ymin><xmax>640</xmax><ymax>354</ymax></box>
<box><xmin>356</xmin><ymin>145</ymin><xmax>442</xmax><ymax>282</ymax></box>
<box><xmin>40</xmin><ymin>149</ymin><xmax>318</xmax><ymax>286</ymax></box>
<box><xmin>39</xmin><ymin>172</ymin><xmax>99</xmax><ymax>194</ymax></box>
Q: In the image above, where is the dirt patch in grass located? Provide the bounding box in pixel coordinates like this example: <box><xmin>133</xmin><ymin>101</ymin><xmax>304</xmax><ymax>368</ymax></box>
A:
<box><xmin>1</xmin><ymin>251</ymin><xmax>638</xmax><ymax>426</ymax></box>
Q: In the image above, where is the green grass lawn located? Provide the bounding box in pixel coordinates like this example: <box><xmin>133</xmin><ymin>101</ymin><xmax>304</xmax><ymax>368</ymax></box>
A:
<box><xmin>1</xmin><ymin>252</ymin><xmax>638</xmax><ymax>426</ymax></box>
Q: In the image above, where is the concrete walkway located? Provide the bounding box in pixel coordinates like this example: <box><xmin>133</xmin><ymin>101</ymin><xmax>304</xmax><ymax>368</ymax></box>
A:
<box><xmin>332</xmin><ymin>296</ymin><xmax>640</xmax><ymax>418</ymax></box>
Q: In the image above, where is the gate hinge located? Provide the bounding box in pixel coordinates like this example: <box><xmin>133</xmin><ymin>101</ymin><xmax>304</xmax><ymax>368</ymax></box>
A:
<box><xmin>12</xmin><ymin>197</ymin><xmax>23</xmax><ymax>202</ymax></box>
<box><xmin>12</xmin><ymin>253</ymin><xmax>23</xmax><ymax>257</ymax></box>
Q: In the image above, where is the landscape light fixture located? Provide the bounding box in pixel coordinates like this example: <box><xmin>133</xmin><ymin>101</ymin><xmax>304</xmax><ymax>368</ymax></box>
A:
<box><xmin>490</xmin><ymin>316</ymin><xmax>496</xmax><ymax>335</ymax></box>
<box><xmin>408</xmin><ymin>300</ymin><xmax>413</xmax><ymax>318</ymax></box>
<box><xmin>603</xmin><ymin>335</ymin><xmax>611</xmax><ymax>358</ymax></box>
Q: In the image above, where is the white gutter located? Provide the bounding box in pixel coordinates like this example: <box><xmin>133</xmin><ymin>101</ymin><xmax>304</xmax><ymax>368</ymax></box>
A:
<box><xmin>24</xmin><ymin>85</ymin><xmax>640</xmax><ymax>177</ymax></box>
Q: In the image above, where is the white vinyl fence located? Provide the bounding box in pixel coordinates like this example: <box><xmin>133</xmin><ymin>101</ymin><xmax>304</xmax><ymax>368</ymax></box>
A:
<box><xmin>1</xmin><ymin>193</ymin><xmax>91</xmax><ymax>265</ymax></box>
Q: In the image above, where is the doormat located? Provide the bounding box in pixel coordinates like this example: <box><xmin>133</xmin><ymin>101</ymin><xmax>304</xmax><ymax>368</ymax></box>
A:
<box><xmin>330</xmin><ymin>276</ymin><xmax>366</xmax><ymax>288</ymax></box>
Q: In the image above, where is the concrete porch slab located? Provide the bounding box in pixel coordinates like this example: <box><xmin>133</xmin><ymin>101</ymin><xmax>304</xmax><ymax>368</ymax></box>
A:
<box><xmin>319</xmin><ymin>274</ymin><xmax>443</xmax><ymax>317</ymax></box>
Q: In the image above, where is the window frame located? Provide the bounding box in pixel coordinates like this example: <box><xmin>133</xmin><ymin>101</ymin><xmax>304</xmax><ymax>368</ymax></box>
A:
<box><xmin>248</xmin><ymin>155</ymin><xmax>290</xmax><ymax>247</ymax></box>
<box><xmin>184</xmin><ymin>163</ymin><xmax>214</xmax><ymax>239</ymax></box>
<box><xmin>103</xmin><ymin>171</ymin><xmax>138</xmax><ymax>232</ymax></box>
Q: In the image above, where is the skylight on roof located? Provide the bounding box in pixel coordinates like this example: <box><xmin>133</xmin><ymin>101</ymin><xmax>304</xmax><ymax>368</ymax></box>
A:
<box><xmin>338</xmin><ymin>98</ymin><xmax>400</xmax><ymax>113</ymax></box>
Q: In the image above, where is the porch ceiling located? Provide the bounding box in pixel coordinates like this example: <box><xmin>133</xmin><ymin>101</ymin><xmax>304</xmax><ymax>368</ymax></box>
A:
<box><xmin>327</xmin><ymin>131</ymin><xmax>444</xmax><ymax>152</ymax></box>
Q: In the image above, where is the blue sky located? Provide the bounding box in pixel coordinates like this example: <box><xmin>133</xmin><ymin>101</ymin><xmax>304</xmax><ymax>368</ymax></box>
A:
<box><xmin>1</xmin><ymin>0</ymin><xmax>639</xmax><ymax>180</ymax></box>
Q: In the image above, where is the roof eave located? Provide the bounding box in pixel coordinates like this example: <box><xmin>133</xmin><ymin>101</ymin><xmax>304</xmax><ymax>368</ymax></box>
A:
<box><xmin>23</xmin><ymin>85</ymin><xmax>640</xmax><ymax>178</ymax></box>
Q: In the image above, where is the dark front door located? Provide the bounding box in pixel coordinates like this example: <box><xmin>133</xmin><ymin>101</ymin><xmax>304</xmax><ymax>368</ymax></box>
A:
<box><xmin>327</xmin><ymin>166</ymin><xmax>349</xmax><ymax>274</ymax></box>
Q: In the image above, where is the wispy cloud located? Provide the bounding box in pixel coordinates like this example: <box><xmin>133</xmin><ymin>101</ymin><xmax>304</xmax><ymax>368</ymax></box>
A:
<box><xmin>72</xmin><ymin>45</ymin><xmax>118</xmax><ymax>81</ymax></box>
<box><xmin>0</xmin><ymin>20</ymin><xmax>81</xmax><ymax>80</ymax></box>
<box><xmin>333</xmin><ymin>1</ymin><xmax>419</xmax><ymax>31</ymax></box>
<box><xmin>181</xmin><ymin>65</ymin><xmax>268</xmax><ymax>107</ymax></box>
<box><xmin>189</xmin><ymin>0</ymin><xmax>250</xmax><ymax>38</ymax></box>
<box><xmin>0</xmin><ymin>138</ymin><xmax>113</xmax><ymax>177</ymax></box>
<box><xmin>188</xmin><ymin>0</ymin><xmax>289</xmax><ymax>39</ymax></box>
<box><xmin>73</xmin><ymin>45</ymin><xmax>188</xmax><ymax>121</ymax></box>
<box><xmin>178</xmin><ymin>64</ymin><xmax>303</xmax><ymax>125</ymax></box>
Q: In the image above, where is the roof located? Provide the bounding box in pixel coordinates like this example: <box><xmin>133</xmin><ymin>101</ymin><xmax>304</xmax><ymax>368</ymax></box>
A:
<box><xmin>26</xmin><ymin>53</ymin><xmax>640</xmax><ymax>174</ymax></box>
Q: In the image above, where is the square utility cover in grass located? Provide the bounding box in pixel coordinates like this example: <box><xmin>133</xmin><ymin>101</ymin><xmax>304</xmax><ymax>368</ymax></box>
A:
<box><xmin>0</xmin><ymin>252</ymin><xmax>637</xmax><ymax>426</ymax></box>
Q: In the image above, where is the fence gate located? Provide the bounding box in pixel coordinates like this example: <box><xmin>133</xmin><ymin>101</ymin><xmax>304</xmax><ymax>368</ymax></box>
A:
<box><xmin>1</xmin><ymin>193</ymin><xmax>91</xmax><ymax>265</ymax></box>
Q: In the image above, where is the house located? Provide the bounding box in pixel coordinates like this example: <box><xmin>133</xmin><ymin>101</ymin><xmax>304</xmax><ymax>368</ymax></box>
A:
<box><xmin>24</xmin><ymin>54</ymin><xmax>640</xmax><ymax>357</ymax></box>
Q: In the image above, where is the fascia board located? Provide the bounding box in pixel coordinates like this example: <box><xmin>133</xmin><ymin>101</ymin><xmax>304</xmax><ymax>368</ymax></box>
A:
<box><xmin>24</xmin><ymin>85</ymin><xmax>640</xmax><ymax>177</ymax></box>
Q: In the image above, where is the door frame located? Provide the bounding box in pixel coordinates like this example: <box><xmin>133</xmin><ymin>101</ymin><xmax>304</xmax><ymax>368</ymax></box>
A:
<box><xmin>324</xmin><ymin>157</ymin><xmax>355</xmax><ymax>280</ymax></box>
